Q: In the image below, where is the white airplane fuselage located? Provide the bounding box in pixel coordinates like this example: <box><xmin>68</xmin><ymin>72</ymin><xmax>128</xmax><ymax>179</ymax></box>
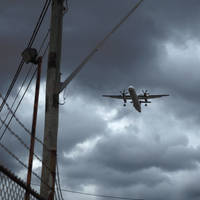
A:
<box><xmin>128</xmin><ymin>86</ymin><xmax>141</xmax><ymax>112</ymax></box>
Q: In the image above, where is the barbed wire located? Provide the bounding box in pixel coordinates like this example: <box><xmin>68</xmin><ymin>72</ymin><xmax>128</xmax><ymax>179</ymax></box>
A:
<box><xmin>0</xmin><ymin>68</ymin><xmax>37</xmax><ymax>141</ymax></box>
<box><xmin>0</xmin><ymin>95</ymin><xmax>46</xmax><ymax>149</ymax></box>
<box><xmin>0</xmin><ymin>141</ymin><xmax>54</xmax><ymax>194</ymax></box>
<box><xmin>0</xmin><ymin>79</ymin><xmax>46</xmax><ymax>147</ymax></box>
<box><xmin>0</xmin><ymin>110</ymin><xmax>62</xmax><ymax>200</ymax></box>
<box><xmin>0</xmin><ymin>1</ymin><xmax>62</xmax><ymax>199</ymax></box>
<box><xmin>0</xmin><ymin>66</ymin><xmax>34</xmax><ymax>130</ymax></box>
<box><xmin>0</xmin><ymin>113</ymin><xmax>62</xmax><ymax>200</ymax></box>
<box><xmin>0</xmin><ymin>114</ymin><xmax>57</xmax><ymax>177</ymax></box>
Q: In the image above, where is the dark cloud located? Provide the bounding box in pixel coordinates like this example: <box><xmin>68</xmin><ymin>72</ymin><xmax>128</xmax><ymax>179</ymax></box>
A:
<box><xmin>90</xmin><ymin>134</ymin><xmax>200</xmax><ymax>172</ymax></box>
<box><xmin>0</xmin><ymin>0</ymin><xmax>200</xmax><ymax>200</ymax></box>
<box><xmin>58</xmin><ymin>95</ymin><xmax>107</xmax><ymax>152</ymax></box>
<box><xmin>183</xmin><ymin>173</ymin><xmax>200</xmax><ymax>199</ymax></box>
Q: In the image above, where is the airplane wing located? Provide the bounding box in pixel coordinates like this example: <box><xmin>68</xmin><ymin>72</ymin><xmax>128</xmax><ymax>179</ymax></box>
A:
<box><xmin>102</xmin><ymin>95</ymin><xmax>131</xmax><ymax>99</ymax></box>
<box><xmin>138</xmin><ymin>94</ymin><xmax>169</xmax><ymax>99</ymax></box>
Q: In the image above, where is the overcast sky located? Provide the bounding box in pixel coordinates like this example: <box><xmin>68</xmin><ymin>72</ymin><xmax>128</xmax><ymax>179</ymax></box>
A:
<box><xmin>0</xmin><ymin>0</ymin><xmax>200</xmax><ymax>200</ymax></box>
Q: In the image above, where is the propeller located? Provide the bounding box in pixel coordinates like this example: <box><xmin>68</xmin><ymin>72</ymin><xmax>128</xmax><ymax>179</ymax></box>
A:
<box><xmin>120</xmin><ymin>89</ymin><xmax>127</xmax><ymax>95</ymax></box>
<box><xmin>141</xmin><ymin>89</ymin><xmax>150</xmax><ymax>107</ymax></box>
<box><xmin>142</xmin><ymin>89</ymin><xmax>149</xmax><ymax>97</ymax></box>
<box><xmin>120</xmin><ymin>89</ymin><xmax>127</xmax><ymax>106</ymax></box>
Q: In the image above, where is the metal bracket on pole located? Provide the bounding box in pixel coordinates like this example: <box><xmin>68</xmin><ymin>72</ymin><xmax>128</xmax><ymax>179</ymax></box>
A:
<box><xmin>58</xmin><ymin>82</ymin><xmax>64</xmax><ymax>93</ymax></box>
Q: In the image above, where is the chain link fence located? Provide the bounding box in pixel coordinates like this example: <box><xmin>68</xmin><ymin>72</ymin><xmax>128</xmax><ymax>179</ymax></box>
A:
<box><xmin>0</xmin><ymin>164</ymin><xmax>46</xmax><ymax>200</ymax></box>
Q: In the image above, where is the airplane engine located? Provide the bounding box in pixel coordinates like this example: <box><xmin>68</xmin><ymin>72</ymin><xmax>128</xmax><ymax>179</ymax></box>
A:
<box><xmin>123</xmin><ymin>98</ymin><xmax>127</xmax><ymax>106</ymax></box>
<box><xmin>120</xmin><ymin>89</ymin><xmax>128</xmax><ymax>106</ymax></box>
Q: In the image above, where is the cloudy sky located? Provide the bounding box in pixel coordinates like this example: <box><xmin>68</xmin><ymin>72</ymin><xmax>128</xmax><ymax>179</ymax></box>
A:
<box><xmin>0</xmin><ymin>0</ymin><xmax>200</xmax><ymax>200</ymax></box>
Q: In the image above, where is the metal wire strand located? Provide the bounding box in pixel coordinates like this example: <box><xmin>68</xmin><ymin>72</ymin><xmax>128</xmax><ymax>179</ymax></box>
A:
<box><xmin>0</xmin><ymin>65</ymin><xmax>34</xmax><ymax>132</ymax></box>
<box><xmin>0</xmin><ymin>68</ymin><xmax>37</xmax><ymax>141</ymax></box>
<box><xmin>0</xmin><ymin>0</ymin><xmax>51</xmax><ymax>113</ymax></box>
<box><xmin>0</xmin><ymin>30</ymin><xmax>50</xmax><ymax>142</ymax></box>
<box><xmin>0</xmin><ymin>116</ymin><xmax>55</xmax><ymax>177</ymax></box>
<box><xmin>0</xmin><ymin>92</ymin><xmax>45</xmax><ymax>147</ymax></box>
<box><xmin>0</xmin><ymin>116</ymin><xmax>62</xmax><ymax>200</ymax></box>
<box><xmin>56</xmin><ymin>163</ymin><xmax>64</xmax><ymax>200</ymax></box>
<box><xmin>0</xmin><ymin>37</ymin><xmax>50</xmax><ymax>144</ymax></box>
<box><xmin>0</xmin><ymin>142</ymin><xmax>53</xmax><ymax>192</ymax></box>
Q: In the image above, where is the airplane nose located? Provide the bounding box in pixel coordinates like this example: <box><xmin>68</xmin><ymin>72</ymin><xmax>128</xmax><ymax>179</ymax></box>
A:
<box><xmin>128</xmin><ymin>85</ymin><xmax>134</xmax><ymax>90</ymax></box>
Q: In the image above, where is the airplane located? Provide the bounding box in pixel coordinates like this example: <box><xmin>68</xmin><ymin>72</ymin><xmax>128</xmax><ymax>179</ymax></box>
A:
<box><xmin>102</xmin><ymin>85</ymin><xmax>169</xmax><ymax>112</ymax></box>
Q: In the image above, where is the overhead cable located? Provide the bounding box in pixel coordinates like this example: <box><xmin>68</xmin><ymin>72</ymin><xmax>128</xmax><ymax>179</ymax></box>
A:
<box><xmin>0</xmin><ymin>65</ymin><xmax>34</xmax><ymax>132</ymax></box>
<box><xmin>31</xmin><ymin>183</ymin><xmax>144</xmax><ymax>200</ymax></box>
<box><xmin>59</xmin><ymin>0</ymin><xmax>144</xmax><ymax>93</ymax></box>
<box><xmin>0</xmin><ymin>30</ymin><xmax>50</xmax><ymax>134</ymax></box>
<box><xmin>0</xmin><ymin>116</ymin><xmax>44</xmax><ymax>165</ymax></box>
<box><xmin>27</xmin><ymin>0</ymin><xmax>51</xmax><ymax>48</ymax></box>
<box><xmin>0</xmin><ymin>142</ymin><xmax>53</xmax><ymax>192</ymax></box>
<box><xmin>56</xmin><ymin>162</ymin><xmax>64</xmax><ymax>200</ymax></box>
<box><xmin>0</xmin><ymin>0</ymin><xmax>51</xmax><ymax>113</ymax></box>
<box><xmin>0</xmin><ymin>116</ymin><xmax>58</xmax><ymax>194</ymax></box>
<box><xmin>0</xmin><ymin>92</ymin><xmax>45</xmax><ymax>147</ymax></box>
<box><xmin>0</xmin><ymin>34</ymin><xmax>49</xmax><ymax>142</ymax></box>
<box><xmin>61</xmin><ymin>189</ymin><xmax>144</xmax><ymax>200</ymax></box>
<box><xmin>0</xmin><ymin>68</ymin><xmax>37</xmax><ymax>141</ymax></box>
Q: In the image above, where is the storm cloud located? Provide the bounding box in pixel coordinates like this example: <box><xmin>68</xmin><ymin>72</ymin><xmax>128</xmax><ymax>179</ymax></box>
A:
<box><xmin>0</xmin><ymin>0</ymin><xmax>200</xmax><ymax>200</ymax></box>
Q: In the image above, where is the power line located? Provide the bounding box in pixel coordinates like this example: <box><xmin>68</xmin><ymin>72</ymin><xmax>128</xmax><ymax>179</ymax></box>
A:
<box><xmin>0</xmin><ymin>115</ymin><xmax>54</xmax><ymax>177</ymax></box>
<box><xmin>0</xmin><ymin>113</ymin><xmax>57</xmax><ymax>195</ymax></box>
<box><xmin>0</xmin><ymin>116</ymin><xmax>62</xmax><ymax>200</ymax></box>
<box><xmin>0</xmin><ymin>30</ymin><xmax>49</xmax><ymax>132</ymax></box>
<box><xmin>0</xmin><ymin>34</ymin><xmax>50</xmax><ymax>142</ymax></box>
<box><xmin>0</xmin><ymin>0</ymin><xmax>51</xmax><ymax>113</ymax></box>
<box><xmin>0</xmin><ymin>141</ymin><xmax>53</xmax><ymax>193</ymax></box>
<box><xmin>0</xmin><ymin>92</ymin><xmax>46</xmax><ymax>147</ymax></box>
<box><xmin>0</xmin><ymin>65</ymin><xmax>34</xmax><ymax>132</ymax></box>
<box><xmin>0</xmin><ymin>60</ymin><xmax>24</xmax><ymax>113</ymax></box>
<box><xmin>0</xmin><ymin>68</ymin><xmax>37</xmax><ymax>141</ymax></box>
<box><xmin>27</xmin><ymin>0</ymin><xmax>51</xmax><ymax>48</ymax></box>
<box><xmin>0</xmin><ymin>142</ymin><xmax>28</xmax><ymax>170</ymax></box>
<box><xmin>56</xmin><ymin>162</ymin><xmax>64</xmax><ymax>200</ymax></box>
<box><xmin>59</xmin><ymin>0</ymin><xmax>144</xmax><ymax>93</ymax></box>
<box><xmin>0</xmin><ymin>101</ymin><xmax>63</xmax><ymax>200</ymax></box>
<box><xmin>0</xmin><ymin>116</ymin><xmax>43</xmax><ymax>163</ymax></box>
<box><xmin>0</xmin><ymin>29</ymin><xmax>49</xmax><ymax>137</ymax></box>
<box><xmin>60</xmin><ymin>189</ymin><xmax>144</xmax><ymax>200</ymax></box>
<box><xmin>31</xmin><ymin>183</ymin><xmax>144</xmax><ymax>200</ymax></box>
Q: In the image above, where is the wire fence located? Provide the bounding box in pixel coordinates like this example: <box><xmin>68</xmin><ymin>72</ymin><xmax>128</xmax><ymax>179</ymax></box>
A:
<box><xmin>0</xmin><ymin>164</ymin><xmax>47</xmax><ymax>200</ymax></box>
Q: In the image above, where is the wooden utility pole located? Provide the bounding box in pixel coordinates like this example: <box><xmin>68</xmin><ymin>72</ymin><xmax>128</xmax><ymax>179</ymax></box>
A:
<box><xmin>40</xmin><ymin>0</ymin><xmax>64</xmax><ymax>199</ymax></box>
<box><xmin>39</xmin><ymin>0</ymin><xmax>144</xmax><ymax>198</ymax></box>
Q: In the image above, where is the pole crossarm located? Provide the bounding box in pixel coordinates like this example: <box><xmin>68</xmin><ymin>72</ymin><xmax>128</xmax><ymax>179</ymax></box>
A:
<box><xmin>58</xmin><ymin>0</ymin><xmax>144</xmax><ymax>94</ymax></box>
